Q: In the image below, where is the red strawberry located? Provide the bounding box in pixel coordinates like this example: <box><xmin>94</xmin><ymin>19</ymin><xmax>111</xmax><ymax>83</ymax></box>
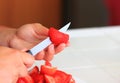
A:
<box><xmin>40</xmin><ymin>65</ymin><xmax>57</xmax><ymax>75</ymax></box>
<box><xmin>29</xmin><ymin>66</ymin><xmax>39</xmax><ymax>76</ymax></box>
<box><xmin>17</xmin><ymin>61</ymin><xmax>75</xmax><ymax>83</ymax></box>
<box><xmin>45</xmin><ymin>61</ymin><xmax>52</xmax><ymax>67</ymax></box>
<box><xmin>17</xmin><ymin>75</ymin><xmax>34</xmax><ymax>83</ymax></box>
<box><xmin>53</xmin><ymin>70</ymin><xmax>72</xmax><ymax>83</ymax></box>
<box><xmin>48</xmin><ymin>27</ymin><xmax>69</xmax><ymax>46</ymax></box>
<box><xmin>29</xmin><ymin>66</ymin><xmax>45</xmax><ymax>83</ymax></box>
<box><xmin>69</xmin><ymin>78</ymin><xmax>76</xmax><ymax>83</ymax></box>
<box><xmin>44</xmin><ymin>75</ymin><xmax>56</xmax><ymax>83</ymax></box>
<box><xmin>32</xmin><ymin>73</ymin><xmax>44</xmax><ymax>83</ymax></box>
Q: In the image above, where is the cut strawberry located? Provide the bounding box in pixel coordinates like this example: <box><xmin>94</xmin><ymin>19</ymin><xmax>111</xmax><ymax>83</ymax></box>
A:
<box><xmin>17</xmin><ymin>61</ymin><xmax>75</xmax><ymax>83</ymax></box>
<box><xmin>32</xmin><ymin>73</ymin><xmax>44</xmax><ymax>83</ymax></box>
<box><xmin>40</xmin><ymin>65</ymin><xmax>57</xmax><ymax>75</ymax></box>
<box><xmin>29</xmin><ymin>66</ymin><xmax>39</xmax><ymax>76</ymax></box>
<box><xmin>17</xmin><ymin>78</ymin><xmax>26</xmax><ymax>83</ymax></box>
<box><xmin>69</xmin><ymin>78</ymin><xmax>76</xmax><ymax>83</ymax></box>
<box><xmin>17</xmin><ymin>75</ymin><xmax>34</xmax><ymax>83</ymax></box>
<box><xmin>54</xmin><ymin>70</ymin><xmax>72</xmax><ymax>83</ymax></box>
<box><xmin>29</xmin><ymin>66</ymin><xmax>45</xmax><ymax>83</ymax></box>
<box><xmin>44</xmin><ymin>75</ymin><xmax>55</xmax><ymax>83</ymax></box>
<box><xmin>48</xmin><ymin>27</ymin><xmax>69</xmax><ymax>45</ymax></box>
<box><xmin>45</xmin><ymin>61</ymin><xmax>52</xmax><ymax>67</ymax></box>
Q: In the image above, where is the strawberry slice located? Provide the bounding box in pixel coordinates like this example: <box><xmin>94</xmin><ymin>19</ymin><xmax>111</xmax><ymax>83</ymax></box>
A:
<box><xmin>44</xmin><ymin>74</ymin><xmax>55</xmax><ymax>83</ymax></box>
<box><xmin>48</xmin><ymin>27</ymin><xmax>69</xmax><ymax>46</ymax></box>
<box><xmin>17</xmin><ymin>75</ymin><xmax>34</xmax><ymax>83</ymax></box>
<box><xmin>29</xmin><ymin>66</ymin><xmax>44</xmax><ymax>83</ymax></box>
<box><xmin>53</xmin><ymin>70</ymin><xmax>72</xmax><ymax>83</ymax></box>
<box><xmin>32</xmin><ymin>73</ymin><xmax>44</xmax><ymax>83</ymax></box>
<box><xmin>45</xmin><ymin>61</ymin><xmax>52</xmax><ymax>67</ymax></box>
<box><xmin>17</xmin><ymin>61</ymin><xmax>75</xmax><ymax>83</ymax></box>
<box><xmin>29</xmin><ymin>66</ymin><xmax>39</xmax><ymax>76</ymax></box>
<box><xmin>40</xmin><ymin>65</ymin><xmax>57</xmax><ymax>75</ymax></box>
<box><xmin>69</xmin><ymin>78</ymin><xmax>76</xmax><ymax>83</ymax></box>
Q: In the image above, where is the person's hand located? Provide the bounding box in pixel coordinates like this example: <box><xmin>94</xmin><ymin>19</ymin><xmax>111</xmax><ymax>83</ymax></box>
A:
<box><xmin>0</xmin><ymin>23</ymin><xmax>69</xmax><ymax>61</ymax></box>
<box><xmin>0</xmin><ymin>46</ymin><xmax>34</xmax><ymax>83</ymax></box>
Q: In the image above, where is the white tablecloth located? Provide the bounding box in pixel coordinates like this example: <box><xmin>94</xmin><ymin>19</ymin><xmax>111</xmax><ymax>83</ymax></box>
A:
<box><xmin>34</xmin><ymin>26</ymin><xmax>120</xmax><ymax>83</ymax></box>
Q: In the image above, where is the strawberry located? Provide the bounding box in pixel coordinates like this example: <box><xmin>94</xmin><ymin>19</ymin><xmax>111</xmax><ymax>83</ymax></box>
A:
<box><xmin>69</xmin><ymin>78</ymin><xmax>76</xmax><ymax>83</ymax></box>
<box><xmin>45</xmin><ymin>61</ymin><xmax>52</xmax><ymax>67</ymax></box>
<box><xmin>44</xmin><ymin>75</ymin><xmax>56</xmax><ymax>83</ymax></box>
<box><xmin>32</xmin><ymin>73</ymin><xmax>44</xmax><ymax>83</ymax></box>
<box><xmin>29</xmin><ymin>66</ymin><xmax>39</xmax><ymax>76</ymax></box>
<box><xmin>40</xmin><ymin>65</ymin><xmax>57</xmax><ymax>75</ymax></box>
<box><xmin>53</xmin><ymin>70</ymin><xmax>72</xmax><ymax>83</ymax></box>
<box><xmin>17</xmin><ymin>75</ymin><xmax>34</xmax><ymax>83</ymax></box>
<box><xmin>17</xmin><ymin>61</ymin><xmax>75</xmax><ymax>83</ymax></box>
<box><xmin>48</xmin><ymin>27</ymin><xmax>69</xmax><ymax>46</ymax></box>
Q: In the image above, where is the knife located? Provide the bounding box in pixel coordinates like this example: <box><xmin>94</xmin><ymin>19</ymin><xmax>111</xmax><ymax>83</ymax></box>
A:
<box><xmin>27</xmin><ymin>22</ymin><xmax>71</xmax><ymax>56</ymax></box>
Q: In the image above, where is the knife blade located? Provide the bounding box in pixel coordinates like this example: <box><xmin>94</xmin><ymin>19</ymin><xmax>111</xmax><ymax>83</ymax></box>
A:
<box><xmin>27</xmin><ymin>22</ymin><xmax>71</xmax><ymax>56</ymax></box>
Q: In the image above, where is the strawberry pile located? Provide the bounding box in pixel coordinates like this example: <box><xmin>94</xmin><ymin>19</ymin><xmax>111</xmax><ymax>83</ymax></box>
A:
<box><xmin>17</xmin><ymin>27</ymin><xmax>71</xmax><ymax>83</ymax></box>
<box><xmin>17</xmin><ymin>61</ymin><xmax>75</xmax><ymax>83</ymax></box>
<box><xmin>48</xmin><ymin>27</ymin><xmax>69</xmax><ymax>46</ymax></box>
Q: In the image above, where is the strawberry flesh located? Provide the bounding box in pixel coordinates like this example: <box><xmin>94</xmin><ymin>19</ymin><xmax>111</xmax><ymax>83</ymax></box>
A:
<box><xmin>17</xmin><ymin>61</ymin><xmax>75</xmax><ymax>83</ymax></box>
<box><xmin>48</xmin><ymin>27</ymin><xmax>69</xmax><ymax>46</ymax></box>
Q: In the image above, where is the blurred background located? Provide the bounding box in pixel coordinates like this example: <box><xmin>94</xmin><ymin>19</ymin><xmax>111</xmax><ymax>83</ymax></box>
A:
<box><xmin>0</xmin><ymin>0</ymin><xmax>119</xmax><ymax>28</ymax></box>
<box><xmin>1</xmin><ymin>1</ymin><xmax>119</xmax><ymax>82</ymax></box>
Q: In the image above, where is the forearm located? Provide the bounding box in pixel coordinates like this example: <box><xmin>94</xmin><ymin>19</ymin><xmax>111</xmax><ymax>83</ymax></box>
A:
<box><xmin>0</xmin><ymin>26</ymin><xmax>17</xmax><ymax>47</ymax></box>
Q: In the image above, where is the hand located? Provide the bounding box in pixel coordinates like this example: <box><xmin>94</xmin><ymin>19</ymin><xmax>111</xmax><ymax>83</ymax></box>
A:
<box><xmin>0</xmin><ymin>23</ymin><xmax>69</xmax><ymax>61</ymax></box>
<box><xmin>0</xmin><ymin>46</ymin><xmax>34</xmax><ymax>83</ymax></box>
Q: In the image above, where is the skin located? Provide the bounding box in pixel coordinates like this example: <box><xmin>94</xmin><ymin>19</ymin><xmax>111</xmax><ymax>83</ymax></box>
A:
<box><xmin>0</xmin><ymin>23</ymin><xmax>69</xmax><ymax>83</ymax></box>
<box><xmin>0</xmin><ymin>46</ymin><xmax>34</xmax><ymax>83</ymax></box>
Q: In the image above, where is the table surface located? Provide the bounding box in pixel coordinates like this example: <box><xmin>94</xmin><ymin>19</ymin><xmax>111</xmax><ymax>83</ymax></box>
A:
<box><xmin>34</xmin><ymin>26</ymin><xmax>120</xmax><ymax>83</ymax></box>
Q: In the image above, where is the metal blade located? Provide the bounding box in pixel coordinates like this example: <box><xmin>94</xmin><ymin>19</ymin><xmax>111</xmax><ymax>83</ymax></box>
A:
<box><xmin>59</xmin><ymin>22</ymin><xmax>71</xmax><ymax>32</ymax></box>
<box><xmin>27</xmin><ymin>22</ymin><xmax>71</xmax><ymax>56</ymax></box>
<box><xmin>27</xmin><ymin>37</ymin><xmax>51</xmax><ymax>55</ymax></box>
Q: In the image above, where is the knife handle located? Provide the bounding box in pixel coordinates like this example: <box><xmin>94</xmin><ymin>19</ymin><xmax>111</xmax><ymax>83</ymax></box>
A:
<box><xmin>26</xmin><ymin>50</ymin><xmax>33</xmax><ymax>55</ymax></box>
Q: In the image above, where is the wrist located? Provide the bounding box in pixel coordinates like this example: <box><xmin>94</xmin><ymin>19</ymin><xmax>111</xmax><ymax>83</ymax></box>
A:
<box><xmin>0</xmin><ymin>27</ymin><xmax>17</xmax><ymax>47</ymax></box>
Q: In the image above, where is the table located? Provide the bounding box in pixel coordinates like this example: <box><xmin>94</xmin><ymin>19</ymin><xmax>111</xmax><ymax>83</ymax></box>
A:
<box><xmin>34</xmin><ymin>26</ymin><xmax>120</xmax><ymax>83</ymax></box>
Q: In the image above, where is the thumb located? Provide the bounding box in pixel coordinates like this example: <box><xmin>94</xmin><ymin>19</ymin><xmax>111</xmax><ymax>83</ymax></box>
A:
<box><xmin>21</xmin><ymin>52</ymin><xmax>35</xmax><ymax>68</ymax></box>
